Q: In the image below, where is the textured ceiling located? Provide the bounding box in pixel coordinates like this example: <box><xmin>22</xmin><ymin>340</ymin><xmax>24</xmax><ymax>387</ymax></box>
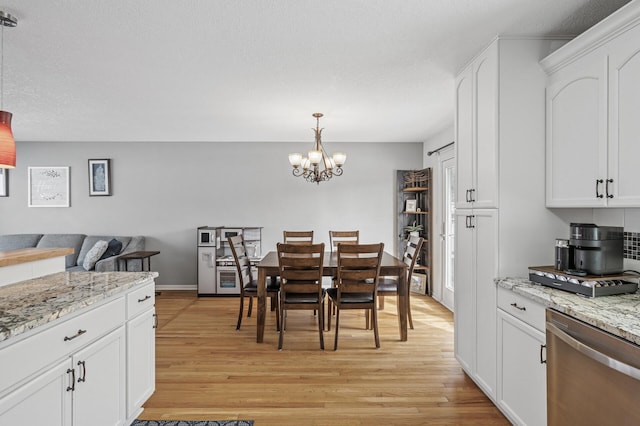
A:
<box><xmin>0</xmin><ymin>0</ymin><xmax>632</xmax><ymax>143</ymax></box>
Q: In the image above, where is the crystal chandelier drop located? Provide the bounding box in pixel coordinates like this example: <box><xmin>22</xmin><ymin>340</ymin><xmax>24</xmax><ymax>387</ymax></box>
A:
<box><xmin>288</xmin><ymin>113</ymin><xmax>346</xmax><ymax>184</ymax></box>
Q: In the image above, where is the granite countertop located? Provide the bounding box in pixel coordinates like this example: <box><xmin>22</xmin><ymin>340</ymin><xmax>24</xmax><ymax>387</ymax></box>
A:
<box><xmin>498</xmin><ymin>277</ymin><xmax>640</xmax><ymax>345</ymax></box>
<box><xmin>0</xmin><ymin>271</ymin><xmax>158</xmax><ymax>343</ymax></box>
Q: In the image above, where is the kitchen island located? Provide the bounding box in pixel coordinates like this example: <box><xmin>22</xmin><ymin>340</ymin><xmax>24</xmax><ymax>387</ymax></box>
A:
<box><xmin>0</xmin><ymin>271</ymin><xmax>157</xmax><ymax>425</ymax></box>
<box><xmin>498</xmin><ymin>277</ymin><xmax>640</xmax><ymax>345</ymax></box>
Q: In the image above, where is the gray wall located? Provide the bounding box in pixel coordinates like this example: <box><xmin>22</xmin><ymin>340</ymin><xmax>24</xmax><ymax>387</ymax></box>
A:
<box><xmin>0</xmin><ymin>141</ymin><xmax>424</xmax><ymax>288</ymax></box>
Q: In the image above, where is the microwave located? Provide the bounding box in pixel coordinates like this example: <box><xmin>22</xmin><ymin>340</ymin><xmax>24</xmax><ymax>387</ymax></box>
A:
<box><xmin>198</xmin><ymin>228</ymin><xmax>219</xmax><ymax>247</ymax></box>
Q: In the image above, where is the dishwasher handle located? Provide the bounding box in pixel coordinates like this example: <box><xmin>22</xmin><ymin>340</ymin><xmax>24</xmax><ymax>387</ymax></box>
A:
<box><xmin>547</xmin><ymin>321</ymin><xmax>640</xmax><ymax>381</ymax></box>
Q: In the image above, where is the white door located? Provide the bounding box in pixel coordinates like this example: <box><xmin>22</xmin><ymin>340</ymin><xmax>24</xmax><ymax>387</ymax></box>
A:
<box><xmin>439</xmin><ymin>153</ymin><xmax>455</xmax><ymax>311</ymax></box>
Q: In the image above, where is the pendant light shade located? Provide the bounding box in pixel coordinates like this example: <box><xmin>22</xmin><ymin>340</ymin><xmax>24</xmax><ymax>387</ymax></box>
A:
<box><xmin>0</xmin><ymin>110</ymin><xmax>14</xmax><ymax>168</ymax></box>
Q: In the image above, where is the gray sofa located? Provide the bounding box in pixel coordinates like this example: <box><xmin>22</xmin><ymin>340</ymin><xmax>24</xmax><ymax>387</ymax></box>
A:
<box><xmin>0</xmin><ymin>234</ymin><xmax>145</xmax><ymax>272</ymax></box>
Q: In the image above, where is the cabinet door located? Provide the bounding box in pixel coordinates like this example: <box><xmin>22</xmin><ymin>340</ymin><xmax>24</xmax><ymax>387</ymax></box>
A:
<box><xmin>72</xmin><ymin>326</ymin><xmax>126</xmax><ymax>426</ymax></box>
<box><xmin>546</xmin><ymin>52</ymin><xmax>607</xmax><ymax>207</ymax></box>
<box><xmin>455</xmin><ymin>66</ymin><xmax>474</xmax><ymax>209</ymax></box>
<box><xmin>473</xmin><ymin>43</ymin><xmax>499</xmax><ymax>209</ymax></box>
<box><xmin>127</xmin><ymin>308</ymin><xmax>156</xmax><ymax>420</ymax></box>
<box><xmin>608</xmin><ymin>23</ymin><xmax>640</xmax><ymax>207</ymax></box>
<box><xmin>498</xmin><ymin>309</ymin><xmax>546</xmax><ymax>426</ymax></box>
<box><xmin>454</xmin><ymin>210</ymin><xmax>474</xmax><ymax>372</ymax></box>
<box><xmin>0</xmin><ymin>359</ymin><xmax>72</xmax><ymax>426</ymax></box>
<box><xmin>472</xmin><ymin>210</ymin><xmax>498</xmax><ymax>398</ymax></box>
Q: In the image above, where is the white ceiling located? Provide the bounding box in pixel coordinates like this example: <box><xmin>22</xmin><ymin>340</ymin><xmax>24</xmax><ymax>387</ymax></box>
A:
<box><xmin>0</xmin><ymin>0</ymin><xmax>632</xmax><ymax>143</ymax></box>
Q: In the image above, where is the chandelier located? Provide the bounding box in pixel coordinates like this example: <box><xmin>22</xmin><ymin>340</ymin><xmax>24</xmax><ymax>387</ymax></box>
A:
<box><xmin>288</xmin><ymin>113</ymin><xmax>346</xmax><ymax>184</ymax></box>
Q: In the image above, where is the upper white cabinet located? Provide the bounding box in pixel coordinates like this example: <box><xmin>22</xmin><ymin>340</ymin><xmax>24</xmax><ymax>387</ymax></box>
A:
<box><xmin>542</xmin><ymin>1</ymin><xmax>640</xmax><ymax>207</ymax></box>
<box><xmin>455</xmin><ymin>43</ymin><xmax>498</xmax><ymax>210</ymax></box>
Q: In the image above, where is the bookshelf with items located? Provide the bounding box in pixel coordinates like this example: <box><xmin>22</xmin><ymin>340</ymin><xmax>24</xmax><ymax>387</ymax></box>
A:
<box><xmin>396</xmin><ymin>168</ymin><xmax>432</xmax><ymax>295</ymax></box>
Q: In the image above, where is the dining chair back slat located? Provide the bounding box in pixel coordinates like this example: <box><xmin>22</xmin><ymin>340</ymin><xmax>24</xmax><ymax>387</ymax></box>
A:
<box><xmin>283</xmin><ymin>230</ymin><xmax>314</xmax><ymax>245</ymax></box>
<box><xmin>329</xmin><ymin>230</ymin><xmax>359</xmax><ymax>252</ymax></box>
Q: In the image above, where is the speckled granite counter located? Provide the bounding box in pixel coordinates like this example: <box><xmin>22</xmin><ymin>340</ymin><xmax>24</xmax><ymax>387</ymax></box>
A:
<box><xmin>498</xmin><ymin>277</ymin><xmax>640</xmax><ymax>345</ymax></box>
<box><xmin>0</xmin><ymin>271</ymin><xmax>158</xmax><ymax>343</ymax></box>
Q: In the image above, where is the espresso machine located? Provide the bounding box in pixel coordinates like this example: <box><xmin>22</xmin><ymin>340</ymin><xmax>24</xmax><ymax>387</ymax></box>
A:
<box><xmin>565</xmin><ymin>223</ymin><xmax>624</xmax><ymax>276</ymax></box>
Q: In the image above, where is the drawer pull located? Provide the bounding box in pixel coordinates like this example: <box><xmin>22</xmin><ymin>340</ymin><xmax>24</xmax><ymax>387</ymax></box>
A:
<box><xmin>510</xmin><ymin>302</ymin><xmax>526</xmax><ymax>311</ymax></box>
<box><xmin>77</xmin><ymin>360</ymin><xmax>86</xmax><ymax>383</ymax></box>
<box><xmin>153</xmin><ymin>313</ymin><xmax>158</xmax><ymax>329</ymax></box>
<box><xmin>138</xmin><ymin>295</ymin><xmax>152</xmax><ymax>303</ymax></box>
<box><xmin>64</xmin><ymin>329</ymin><xmax>87</xmax><ymax>341</ymax></box>
<box><xmin>540</xmin><ymin>344</ymin><xmax>547</xmax><ymax>364</ymax></box>
<box><xmin>66</xmin><ymin>368</ymin><xmax>75</xmax><ymax>392</ymax></box>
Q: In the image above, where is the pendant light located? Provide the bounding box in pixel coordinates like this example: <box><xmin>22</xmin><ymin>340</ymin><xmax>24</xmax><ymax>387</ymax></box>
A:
<box><xmin>0</xmin><ymin>11</ymin><xmax>17</xmax><ymax>169</ymax></box>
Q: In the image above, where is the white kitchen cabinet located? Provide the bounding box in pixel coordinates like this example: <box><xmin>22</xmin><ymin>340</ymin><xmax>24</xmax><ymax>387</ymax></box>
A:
<box><xmin>126</xmin><ymin>282</ymin><xmax>156</xmax><ymax>422</ymax></box>
<box><xmin>542</xmin><ymin>1</ymin><xmax>640</xmax><ymax>207</ymax></box>
<box><xmin>545</xmin><ymin>49</ymin><xmax>607</xmax><ymax>207</ymax></box>
<box><xmin>454</xmin><ymin>36</ymin><xmax>568</xmax><ymax>409</ymax></box>
<box><xmin>0</xmin><ymin>326</ymin><xmax>126</xmax><ymax>426</ymax></box>
<box><xmin>497</xmin><ymin>287</ymin><xmax>547</xmax><ymax>426</ymax></box>
<box><xmin>0</xmin><ymin>277</ymin><xmax>157</xmax><ymax>426</ymax></box>
<box><xmin>455</xmin><ymin>42</ymin><xmax>498</xmax><ymax>210</ymax></box>
<box><xmin>0</xmin><ymin>359</ymin><xmax>70</xmax><ymax>426</ymax></box>
<box><xmin>454</xmin><ymin>209</ymin><xmax>498</xmax><ymax>398</ymax></box>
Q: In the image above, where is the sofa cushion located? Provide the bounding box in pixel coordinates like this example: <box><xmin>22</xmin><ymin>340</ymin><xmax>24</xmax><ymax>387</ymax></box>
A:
<box><xmin>99</xmin><ymin>238</ymin><xmax>123</xmax><ymax>260</ymax></box>
<box><xmin>0</xmin><ymin>234</ymin><xmax>43</xmax><ymax>251</ymax></box>
<box><xmin>36</xmin><ymin>234</ymin><xmax>85</xmax><ymax>269</ymax></box>
<box><xmin>83</xmin><ymin>240</ymin><xmax>109</xmax><ymax>270</ymax></box>
<box><xmin>77</xmin><ymin>236</ymin><xmax>132</xmax><ymax>266</ymax></box>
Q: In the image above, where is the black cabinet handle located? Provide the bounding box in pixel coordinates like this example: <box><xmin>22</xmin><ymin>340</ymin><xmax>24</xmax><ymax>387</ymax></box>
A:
<box><xmin>540</xmin><ymin>344</ymin><xmax>547</xmax><ymax>364</ymax></box>
<box><xmin>64</xmin><ymin>329</ymin><xmax>87</xmax><ymax>342</ymax></box>
<box><xmin>77</xmin><ymin>360</ymin><xmax>86</xmax><ymax>383</ymax></box>
<box><xmin>510</xmin><ymin>302</ymin><xmax>526</xmax><ymax>311</ymax></box>
<box><xmin>465</xmin><ymin>189</ymin><xmax>470</xmax><ymax>203</ymax></box>
<box><xmin>138</xmin><ymin>295</ymin><xmax>151</xmax><ymax>303</ymax></box>
<box><xmin>606</xmin><ymin>179</ymin><xmax>614</xmax><ymax>199</ymax></box>
<box><xmin>469</xmin><ymin>188</ymin><xmax>476</xmax><ymax>202</ymax></box>
<box><xmin>66</xmin><ymin>368</ymin><xmax>75</xmax><ymax>392</ymax></box>
<box><xmin>596</xmin><ymin>179</ymin><xmax>604</xmax><ymax>198</ymax></box>
<box><xmin>466</xmin><ymin>215</ymin><xmax>475</xmax><ymax>229</ymax></box>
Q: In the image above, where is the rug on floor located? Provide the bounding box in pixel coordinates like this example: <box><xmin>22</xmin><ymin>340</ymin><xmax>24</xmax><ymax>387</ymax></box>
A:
<box><xmin>130</xmin><ymin>421</ymin><xmax>254</xmax><ymax>426</ymax></box>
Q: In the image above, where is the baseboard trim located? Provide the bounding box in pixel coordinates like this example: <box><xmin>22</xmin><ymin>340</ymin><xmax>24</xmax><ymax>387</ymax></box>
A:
<box><xmin>155</xmin><ymin>284</ymin><xmax>197</xmax><ymax>291</ymax></box>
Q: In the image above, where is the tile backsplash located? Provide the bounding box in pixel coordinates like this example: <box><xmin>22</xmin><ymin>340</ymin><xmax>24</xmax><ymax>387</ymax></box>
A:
<box><xmin>624</xmin><ymin>232</ymin><xmax>640</xmax><ymax>260</ymax></box>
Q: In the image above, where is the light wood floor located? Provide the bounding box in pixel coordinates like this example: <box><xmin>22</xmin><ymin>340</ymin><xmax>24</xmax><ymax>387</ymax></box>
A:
<box><xmin>140</xmin><ymin>291</ymin><xmax>509</xmax><ymax>425</ymax></box>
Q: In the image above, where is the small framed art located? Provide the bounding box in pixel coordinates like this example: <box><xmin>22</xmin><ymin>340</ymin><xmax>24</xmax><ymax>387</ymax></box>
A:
<box><xmin>410</xmin><ymin>272</ymin><xmax>427</xmax><ymax>294</ymax></box>
<box><xmin>405</xmin><ymin>199</ymin><xmax>417</xmax><ymax>212</ymax></box>
<box><xmin>0</xmin><ymin>168</ymin><xmax>7</xmax><ymax>197</ymax></box>
<box><xmin>88</xmin><ymin>159</ymin><xmax>111</xmax><ymax>196</ymax></box>
<box><xmin>28</xmin><ymin>166</ymin><xmax>70</xmax><ymax>207</ymax></box>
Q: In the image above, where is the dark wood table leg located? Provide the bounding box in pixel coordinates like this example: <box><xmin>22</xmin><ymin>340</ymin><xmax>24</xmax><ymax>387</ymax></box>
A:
<box><xmin>257</xmin><ymin>267</ymin><xmax>267</xmax><ymax>343</ymax></box>
<box><xmin>398</xmin><ymin>268</ymin><xmax>408</xmax><ymax>341</ymax></box>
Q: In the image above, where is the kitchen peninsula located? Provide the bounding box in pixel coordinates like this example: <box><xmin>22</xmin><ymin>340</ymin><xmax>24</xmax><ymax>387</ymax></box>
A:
<box><xmin>0</xmin><ymin>247</ymin><xmax>73</xmax><ymax>287</ymax></box>
<box><xmin>0</xmin><ymin>271</ymin><xmax>157</xmax><ymax>425</ymax></box>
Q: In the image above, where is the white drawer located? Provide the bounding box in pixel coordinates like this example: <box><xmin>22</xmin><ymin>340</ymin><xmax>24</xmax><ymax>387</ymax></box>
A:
<box><xmin>127</xmin><ymin>282</ymin><xmax>155</xmax><ymax>319</ymax></box>
<box><xmin>497</xmin><ymin>286</ymin><xmax>545</xmax><ymax>332</ymax></box>
<box><xmin>0</xmin><ymin>297</ymin><xmax>125</xmax><ymax>395</ymax></box>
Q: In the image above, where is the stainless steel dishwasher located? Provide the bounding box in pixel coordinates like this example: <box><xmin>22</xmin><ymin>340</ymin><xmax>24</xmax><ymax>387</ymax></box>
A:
<box><xmin>546</xmin><ymin>309</ymin><xmax>640</xmax><ymax>425</ymax></box>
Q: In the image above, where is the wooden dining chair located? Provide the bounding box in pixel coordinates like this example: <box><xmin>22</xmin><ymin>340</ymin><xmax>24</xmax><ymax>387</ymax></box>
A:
<box><xmin>283</xmin><ymin>230</ymin><xmax>314</xmax><ymax>245</ymax></box>
<box><xmin>375</xmin><ymin>235</ymin><xmax>423</xmax><ymax>330</ymax></box>
<box><xmin>326</xmin><ymin>243</ymin><xmax>384</xmax><ymax>350</ymax></box>
<box><xmin>276</xmin><ymin>242</ymin><xmax>325</xmax><ymax>350</ymax></box>
<box><xmin>329</xmin><ymin>230</ymin><xmax>359</xmax><ymax>252</ymax></box>
<box><xmin>229</xmin><ymin>235</ymin><xmax>280</xmax><ymax>331</ymax></box>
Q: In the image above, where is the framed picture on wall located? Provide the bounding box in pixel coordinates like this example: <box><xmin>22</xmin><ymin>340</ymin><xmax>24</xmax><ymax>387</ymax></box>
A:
<box><xmin>0</xmin><ymin>169</ymin><xmax>7</xmax><ymax>197</ymax></box>
<box><xmin>88</xmin><ymin>159</ymin><xmax>111</xmax><ymax>196</ymax></box>
<box><xmin>28</xmin><ymin>166</ymin><xmax>70</xmax><ymax>207</ymax></box>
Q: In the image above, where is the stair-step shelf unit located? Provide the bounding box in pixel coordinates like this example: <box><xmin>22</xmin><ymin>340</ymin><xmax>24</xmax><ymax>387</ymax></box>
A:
<box><xmin>396</xmin><ymin>168</ymin><xmax>432</xmax><ymax>295</ymax></box>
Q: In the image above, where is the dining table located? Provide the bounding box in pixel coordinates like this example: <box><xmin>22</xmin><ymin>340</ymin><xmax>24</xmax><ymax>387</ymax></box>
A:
<box><xmin>255</xmin><ymin>250</ymin><xmax>409</xmax><ymax>343</ymax></box>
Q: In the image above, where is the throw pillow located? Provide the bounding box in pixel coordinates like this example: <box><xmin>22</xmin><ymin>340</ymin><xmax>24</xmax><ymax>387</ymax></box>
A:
<box><xmin>99</xmin><ymin>238</ymin><xmax>123</xmax><ymax>260</ymax></box>
<box><xmin>83</xmin><ymin>240</ymin><xmax>109</xmax><ymax>270</ymax></box>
